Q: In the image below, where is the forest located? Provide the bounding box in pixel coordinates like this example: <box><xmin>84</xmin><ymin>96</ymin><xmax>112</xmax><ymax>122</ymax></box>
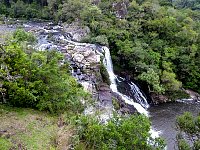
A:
<box><xmin>1</xmin><ymin>0</ymin><xmax>200</xmax><ymax>96</ymax></box>
<box><xmin>0</xmin><ymin>0</ymin><xmax>200</xmax><ymax>149</ymax></box>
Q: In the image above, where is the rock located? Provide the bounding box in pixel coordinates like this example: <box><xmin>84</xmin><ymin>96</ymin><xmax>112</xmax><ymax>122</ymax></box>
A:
<box><xmin>83</xmin><ymin>50</ymin><xmax>92</xmax><ymax>57</ymax></box>
<box><xmin>81</xmin><ymin>81</ymin><xmax>94</xmax><ymax>93</ymax></box>
<box><xmin>67</xmin><ymin>44</ymin><xmax>75</xmax><ymax>50</ymax></box>
<box><xmin>151</xmin><ymin>93</ymin><xmax>169</xmax><ymax>104</ymax></box>
<box><xmin>72</xmin><ymin>53</ymin><xmax>84</xmax><ymax>63</ymax></box>
<box><xmin>112</xmin><ymin>92</ymin><xmax>137</xmax><ymax>114</ymax></box>
<box><xmin>112</xmin><ymin>1</ymin><xmax>129</xmax><ymax>19</ymax></box>
<box><xmin>96</xmin><ymin>55</ymin><xmax>101</xmax><ymax>63</ymax></box>
<box><xmin>85</xmin><ymin>51</ymin><xmax>97</xmax><ymax>63</ymax></box>
<box><xmin>98</xmin><ymin>83</ymin><xmax>112</xmax><ymax>108</ymax></box>
<box><xmin>77</xmin><ymin>69</ymin><xmax>81</xmax><ymax>75</ymax></box>
<box><xmin>99</xmin><ymin>83</ymin><xmax>110</xmax><ymax>91</ymax></box>
<box><xmin>92</xmin><ymin>0</ymin><xmax>101</xmax><ymax>5</ymax></box>
<box><xmin>120</xmin><ymin>107</ymin><xmax>130</xmax><ymax>114</ymax></box>
<box><xmin>63</xmin><ymin>22</ymin><xmax>90</xmax><ymax>42</ymax></box>
<box><xmin>73</xmin><ymin>46</ymin><xmax>87</xmax><ymax>52</ymax></box>
<box><xmin>185</xmin><ymin>89</ymin><xmax>200</xmax><ymax>101</ymax></box>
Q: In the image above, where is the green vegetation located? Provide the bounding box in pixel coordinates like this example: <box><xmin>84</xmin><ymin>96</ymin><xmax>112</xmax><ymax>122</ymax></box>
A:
<box><xmin>74</xmin><ymin>115</ymin><xmax>165</xmax><ymax>150</ymax></box>
<box><xmin>112</xmin><ymin>97</ymin><xmax>120</xmax><ymax>110</ymax></box>
<box><xmin>176</xmin><ymin>112</ymin><xmax>200</xmax><ymax>150</ymax></box>
<box><xmin>0</xmin><ymin>104</ymin><xmax>73</xmax><ymax>150</ymax></box>
<box><xmin>0</xmin><ymin>29</ymin><xmax>165</xmax><ymax>149</ymax></box>
<box><xmin>100</xmin><ymin>61</ymin><xmax>111</xmax><ymax>85</ymax></box>
<box><xmin>2</xmin><ymin>0</ymin><xmax>200</xmax><ymax>97</ymax></box>
<box><xmin>0</xmin><ymin>29</ymin><xmax>88</xmax><ymax>114</ymax></box>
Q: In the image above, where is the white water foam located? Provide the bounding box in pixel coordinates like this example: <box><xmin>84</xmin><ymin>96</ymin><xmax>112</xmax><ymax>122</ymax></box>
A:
<box><xmin>103</xmin><ymin>46</ymin><xmax>160</xmax><ymax>138</ymax></box>
<box><xmin>103</xmin><ymin>46</ymin><xmax>149</xmax><ymax>116</ymax></box>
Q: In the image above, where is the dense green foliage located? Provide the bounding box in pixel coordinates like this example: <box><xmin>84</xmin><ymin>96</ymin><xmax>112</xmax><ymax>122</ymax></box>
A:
<box><xmin>0</xmin><ymin>29</ymin><xmax>166</xmax><ymax>149</ymax></box>
<box><xmin>0</xmin><ymin>29</ymin><xmax>88</xmax><ymax>113</ymax></box>
<box><xmin>1</xmin><ymin>0</ymin><xmax>200</xmax><ymax>96</ymax></box>
<box><xmin>74</xmin><ymin>115</ymin><xmax>165</xmax><ymax>150</ymax></box>
<box><xmin>176</xmin><ymin>112</ymin><xmax>200</xmax><ymax>150</ymax></box>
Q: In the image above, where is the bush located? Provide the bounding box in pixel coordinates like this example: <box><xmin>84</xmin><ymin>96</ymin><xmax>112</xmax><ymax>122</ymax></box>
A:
<box><xmin>176</xmin><ymin>112</ymin><xmax>200</xmax><ymax>150</ymax></box>
<box><xmin>13</xmin><ymin>29</ymin><xmax>36</xmax><ymax>43</ymax></box>
<box><xmin>91</xmin><ymin>35</ymin><xmax>109</xmax><ymax>46</ymax></box>
<box><xmin>0</xmin><ymin>30</ymin><xmax>88</xmax><ymax>114</ymax></box>
<box><xmin>74</xmin><ymin>115</ymin><xmax>165</xmax><ymax>150</ymax></box>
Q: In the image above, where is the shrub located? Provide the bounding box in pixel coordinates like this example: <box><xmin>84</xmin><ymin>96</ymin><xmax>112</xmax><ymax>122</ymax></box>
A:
<box><xmin>91</xmin><ymin>35</ymin><xmax>109</xmax><ymax>46</ymax></box>
<box><xmin>74</xmin><ymin>115</ymin><xmax>165</xmax><ymax>150</ymax></box>
<box><xmin>176</xmin><ymin>112</ymin><xmax>200</xmax><ymax>150</ymax></box>
<box><xmin>13</xmin><ymin>29</ymin><xmax>36</xmax><ymax>43</ymax></box>
<box><xmin>0</xmin><ymin>30</ymin><xmax>88</xmax><ymax>114</ymax></box>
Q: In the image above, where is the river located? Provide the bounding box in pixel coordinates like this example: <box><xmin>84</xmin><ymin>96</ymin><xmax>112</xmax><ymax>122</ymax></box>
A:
<box><xmin>149</xmin><ymin>102</ymin><xmax>200</xmax><ymax>150</ymax></box>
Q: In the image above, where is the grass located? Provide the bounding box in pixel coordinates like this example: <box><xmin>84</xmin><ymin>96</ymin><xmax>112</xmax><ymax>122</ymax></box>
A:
<box><xmin>0</xmin><ymin>104</ymin><xmax>74</xmax><ymax>150</ymax></box>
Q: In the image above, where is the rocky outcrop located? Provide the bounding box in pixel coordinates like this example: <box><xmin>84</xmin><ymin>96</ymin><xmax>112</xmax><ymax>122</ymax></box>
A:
<box><xmin>151</xmin><ymin>89</ymin><xmax>200</xmax><ymax>104</ymax></box>
<box><xmin>185</xmin><ymin>89</ymin><xmax>200</xmax><ymax>101</ymax></box>
<box><xmin>151</xmin><ymin>93</ymin><xmax>170</xmax><ymax>104</ymax></box>
<box><xmin>63</xmin><ymin>22</ymin><xmax>90</xmax><ymax>42</ymax></box>
<box><xmin>112</xmin><ymin>0</ymin><xmax>129</xmax><ymax>19</ymax></box>
<box><xmin>112</xmin><ymin>92</ymin><xmax>137</xmax><ymax>114</ymax></box>
<box><xmin>98</xmin><ymin>83</ymin><xmax>112</xmax><ymax>107</ymax></box>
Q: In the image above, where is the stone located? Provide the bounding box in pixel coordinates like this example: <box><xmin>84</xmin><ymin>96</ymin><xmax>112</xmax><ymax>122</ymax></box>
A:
<box><xmin>112</xmin><ymin>1</ymin><xmax>129</xmax><ymax>19</ymax></box>
<box><xmin>112</xmin><ymin>92</ymin><xmax>137</xmax><ymax>114</ymax></box>
<box><xmin>81</xmin><ymin>81</ymin><xmax>93</xmax><ymax>93</ymax></box>
<box><xmin>77</xmin><ymin>69</ymin><xmax>81</xmax><ymax>75</ymax></box>
<box><xmin>185</xmin><ymin>89</ymin><xmax>200</xmax><ymax>101</ymax></box>
<box><xmin>72</xmin><ymin>53</ymin><xmax>84</xmax><ymax>63</ymax></box>
<box><xmin>67</xmin><ymin>44</ymin><xmax>75</xmax><ymax>50</ymax></box>
<box><xmin>83</xmin><ymin>50</ymin><xmax>92</xmax><ymax>57</ymax></box>
<box><xmin>63</xmin><ymin>22</ymin><xmax>90</xmax><ymax>42</ymax></box>
<box><xmin>85</xmin><ymin>51</ymin><xmax>97</xmax><ymax>63</ymax></box>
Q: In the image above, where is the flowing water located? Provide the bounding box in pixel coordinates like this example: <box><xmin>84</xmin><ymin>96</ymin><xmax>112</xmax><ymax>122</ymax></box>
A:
<box><xmin>102</xmin><ymin>46</ymin><xmax>200</xmax><ymax>149</ymax></box>
<box><xmin>1</xmin><ymin>22</ymin><xmax>200</xmax><ymax>149</ymax></box>
<box><xmin>103</xmin><ymin>46</ymin><xmax>149</xmax><ymax>116</ymax></box>
<box><xmin>149</xmin><ymin>102</ymin><xmax>200</xmax><ymax>150</ymax></box>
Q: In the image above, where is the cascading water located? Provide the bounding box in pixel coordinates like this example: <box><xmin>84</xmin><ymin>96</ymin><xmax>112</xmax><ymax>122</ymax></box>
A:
<box><xmin>103</xmin><ymin>46</ymin><xmax>149</xmax><ymax>116</ymax></box>
<box><xmin>103</xmin><ymin>46</ymin><xmax>160</xmax><ymax>138</ymax></box>
<box><xmin>128</xmin><ymin>82</ymin><xmax>149</xmax><ymax>109</ymax></box>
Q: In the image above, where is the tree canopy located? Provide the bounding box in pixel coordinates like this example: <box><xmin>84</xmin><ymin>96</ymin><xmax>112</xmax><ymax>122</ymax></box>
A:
<box><xmin>0</xmin><ymin>29</ymin><xmax>88</xmax><ymax>113</ymax></box>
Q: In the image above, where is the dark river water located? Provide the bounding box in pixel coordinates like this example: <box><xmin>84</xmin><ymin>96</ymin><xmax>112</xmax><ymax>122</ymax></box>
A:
<box><xmin>149</xmin><ymin>102</ymin><xmax>200</xmax><ymax>150</ymax></box>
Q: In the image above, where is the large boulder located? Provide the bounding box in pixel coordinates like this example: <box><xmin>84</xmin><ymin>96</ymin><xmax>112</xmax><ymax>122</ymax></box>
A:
<box><xmin>72</xmin><ymin>53</ymin><xmax>84</xmax><ymax>63</ymax></box>
<box><xmin>63</xmin><ymin>22</ymin><xmax>90</xmax><ymax>42</ymax></box>
<box><xmin>98</xmin><ymin>83</ymin><xmax>112</xmax><ymax>107</ymax></box>
<box><xmin>80</xmin><ymin>81</ymin><xmax>94</xmax><ymax>93</ymax></box>
<box><xmin>112</xmin><ymin>92</ymin><xmax>137</xmax><ymax>114</ymax></box>
<box><xmin>112</xmin><ymin>0</ymin><xmax>129</xmax><ymax>19</ymax></box>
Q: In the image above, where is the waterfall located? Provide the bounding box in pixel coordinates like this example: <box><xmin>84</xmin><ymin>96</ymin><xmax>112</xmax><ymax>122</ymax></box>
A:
<box><xmin>129</xmin><ymin>82</ymin><xmax>149</xmax><ymax>109</ymax></box>
<box><xmin>103</xmin><ymin>46</ymin><xmax>160</xmax><ymax>138</ymax></box>
<box><xmin>103</xmin><ymin>46</ymin><xmax>149</xmax><ymax>116</ymax></box>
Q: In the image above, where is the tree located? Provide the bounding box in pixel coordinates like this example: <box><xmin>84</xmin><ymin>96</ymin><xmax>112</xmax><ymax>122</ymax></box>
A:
<box><xmin>75</xmin><ymin>115</ymin><xmax>166</xmax><ymax>150</ymax></box>
<box><xmin>138</xmin><ymin>68</ymin><xmax>164</xmax><ymax>93</ymax></box>
<box><xmin>57</xmin><ymin>0</ymin><xmax>89</xmax><ymax>22</ymax></box>
<box><xmin>80</xmin><ymin>5</ymin><xmax>102</xmax><ymax>31</ymax></box>
<box><xmin>0</xmin><ymin>30</ymin><xmax>88</xmax><ymax>113</ymax></box>
<box><xmin>176</xmin><ymin>112</ymin><xmax>200</xmax><ymax>150</ymax></box>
